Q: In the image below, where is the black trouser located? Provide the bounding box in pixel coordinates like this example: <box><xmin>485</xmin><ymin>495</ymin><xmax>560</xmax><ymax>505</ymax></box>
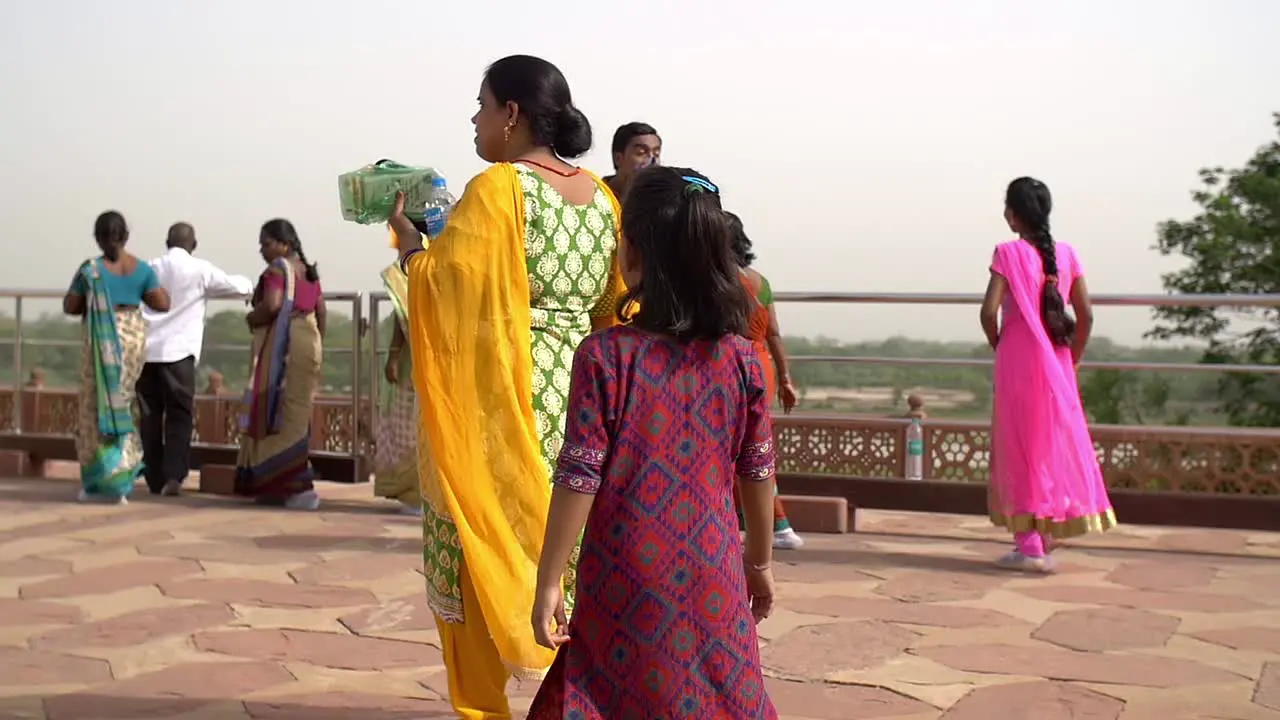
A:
<box><xmin>137</xmin><ymin>356</ymin><xmax>196</xmax><ymax>493</ymax></box>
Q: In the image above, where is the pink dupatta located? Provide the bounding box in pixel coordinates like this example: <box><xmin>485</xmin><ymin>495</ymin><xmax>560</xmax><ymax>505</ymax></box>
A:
<box><xmin>989</xmin><ymin>240</ymin><xmax>1115</xmax><ymax>536</ymax></box>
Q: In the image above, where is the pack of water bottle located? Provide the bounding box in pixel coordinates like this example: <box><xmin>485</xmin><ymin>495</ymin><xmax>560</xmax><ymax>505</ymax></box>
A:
<box><xmin>338</xmin><ymin>160</ymin><xmax>454</xmax><ymax>234</ymax></box>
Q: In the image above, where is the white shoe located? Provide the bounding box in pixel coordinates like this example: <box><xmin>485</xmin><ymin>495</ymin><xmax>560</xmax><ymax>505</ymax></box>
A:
<box><xmin>398</xmin><ymin>503</ymin><xmax>423</xmax><ymax>517</ymax></box>
<box><xmin>113</xmin><ymin>495</ymin><xmax>129</xmax><ymax>505</ymax></box>
<box><xmin>995</xmin><ymin>550</ymin><xmax>1054</xmax><ymax>574</ymax></box>
<box><xmin>77</xmin><ymin>489</ymin><xmax>91</xmax><ymax>503</ymax></box>
<box><xmin>773</xmin><ymin>527</ymin><xmax>805</xmax><ymax>550</ymax></box>
<box><xmin>284</xmin><ymin>490</ymin><xmax>321</xmax><ymax>511</ymax></box>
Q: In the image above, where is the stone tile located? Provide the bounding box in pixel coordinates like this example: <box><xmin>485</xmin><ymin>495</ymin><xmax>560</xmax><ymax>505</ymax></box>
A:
<box><xmin>43</xmin><ymin>661</ymin><xmax>295</xmax><ymax>719</ymax></box>
<box><xmin>1015</xmin><ymin>585</ymin><xmax>1265</xmax><ymax>613</ymax></box>
<box><xmin>773</xmin><ymin>559</ymin><xmax>881</xmax><ymax>584</ymax></box>
<box><xmin>0</xmin><ymin>536</ymin><xmax>88</xmax><ymax>562</ymax></box>
<box><xmin>764</xmin><ymin>678</ymin><xmax>937</xmax><ymax>719</ymax></box>
<box><xmin>914</xmin><ymin>644</ymin><xmax>1242</xmax><ymax>688</ymax></box>
<box><xmin>73</xmin><ymin>628</ymin><xmax>245</xmax><ymax>680</ymax></box>
<box><xmin>138</xmin><ymin>541</ymin><xmax>319</xmax><ymax>567</ymax></box>
<box><xmin>48</xmin><ymin>545</ymin><xmax>148</xmax><ymax>574</ymax></box>
<box><xmin>194</xmin><ymin>629</ymin><xmax>442</xmax><ymax>671</ymax></box>
<box><xmin>827</xmin><ymin>652</ymin><xmax>1038</xmax><ymax>709</ymax></box>
<box><xmin>762</xmin><ymin>621</ymin><xmax>918</xmax><ymax>680</ymax></box>
<box><xmin>1257</xmin><ymin>662</ymin><xmax>1280</xmax><ymax>712</ymax></box>
<box><xmin>253</xmin><ymin>533</ymin><xmax>413</xmax><ymax>554</ymax></box>
<box><xmin>1032</xmin><ymin>608</ymin><xmax>1179</xmax><ymax>652</ymax></box>
<box><xmin>874</xmin><ymin>571</ymin><xmax>1004</xmax><ymax>603</ymax></box>
<box><xmin>0</xmin><ymin>597</ymin><xmax>84</xmax><ymax>626</ymax></box>
<box><xmin>940</xmin><ymin>681</ymin><xmax>1123</xmax><ymax>719</ymax></box>
<box><xmin>1192</xmin><ymin>626</ymin><xmax>1280</xmax><ymax>655</ymax></box>
<box><xmin>0</xmin><ymin>556</ymin><xmax>73</xmax><ymax>577</ymax></box>
<box><xmin>339</xmin><ymin>594</ymin><xmax>436</xmax><ymax>635</ymax></box>
<box><xmin>263</xmin><ymin>663</ymin><xmax>444</xmax><ymax>701</ymax></box>
<box><xmin>197</xmin><ymin>562</ymin><xmax>303</xmax><ymax>583</ymax></box>
<box><xmin>1132</xmin><ymin>634</ymin><xmax>1271</xmax><ymax>681</ymax></box>
<box><xmin>244</xmin><ymin>692</ymin><xmax>454</xmax><ymax>719</ymax></box>
<box><xmin>0</xmin><ymin>696</ymin><xmax>44</xmax><ymax>720</ymax></box>
<box><xmin>30</xmin><ymin>603</ymin><xmax>236</xmax><ymax>650</ymax></box>
<box><xmin>1090</xmin><ymin>681</ymin><xmax>1274</xmax><ymax>720</ymax></box>
<box><xmin>0</xmin><ymin>646</ymin><xmax>113</xmax><ymax>686</ymax></box>
<box><xmin>1104</xmin><ymin>561</ymin><xmax>1217</xmax><ymax>591</ymax></box>
<box><xmin>1156</xmin><ymin>530</ymin><xmax>1249</xmax><ymax>554</ymax></box>
<box><xmin>230</xmin><ymin>604</ymin><xmax>351</xmax><ymax>633</ymax></box>
<box><xmin>289</xmin><ymin>554</ymin><xmax>419</xmax><ymax>585</ymax></box>
<box><xmin>21</xmin><ymin>559</ymin><xmax>203</xmax><ymax>600</ymax></box>
<box><xmin>161</xmin><ymin>579</ymin><xmax>377</xmax><ymax>609</ymax></box>
<box><xmin>786</xmin><ymin>596</ymin><xmax>1026</xmax><ymax>629</ymax></box>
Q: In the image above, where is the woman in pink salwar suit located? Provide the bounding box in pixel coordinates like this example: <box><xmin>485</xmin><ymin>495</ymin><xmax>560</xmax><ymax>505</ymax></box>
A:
<box><xmin>981</xmin><ymin>177</ymin><xmax>1117</xmax><ymax>573</ymax></box>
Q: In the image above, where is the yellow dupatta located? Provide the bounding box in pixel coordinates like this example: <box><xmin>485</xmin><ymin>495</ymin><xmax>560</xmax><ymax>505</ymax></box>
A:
<box><xmin>405</xmin><ymin>163</ymin><xmax>622</xmax><ymax>677</ymax></box>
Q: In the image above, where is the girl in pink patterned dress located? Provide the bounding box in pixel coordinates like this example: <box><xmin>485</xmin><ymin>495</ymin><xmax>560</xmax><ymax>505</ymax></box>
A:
<box><xmin>527</xmin><ymin>167</ymin><xmax>778</xmax><ymax>719</ymax></box>
<box><xmin>980</xmin><ymin>177</ymin><xmax>1117</xmax><ymax>573</ymax></box>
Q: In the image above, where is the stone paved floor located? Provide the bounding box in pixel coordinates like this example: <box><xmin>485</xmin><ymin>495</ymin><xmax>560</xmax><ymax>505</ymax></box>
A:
<box><xmin>2</xmin><ymin>475</ymin><xmax>1280</xmax><ymax>719</ymax></box>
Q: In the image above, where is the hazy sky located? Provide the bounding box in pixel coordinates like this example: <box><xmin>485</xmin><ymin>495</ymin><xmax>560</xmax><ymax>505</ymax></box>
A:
<box><xmin>2</xmin><ymin>1</ymin><xmax>1277</xmax><ymax>343</ymax></box>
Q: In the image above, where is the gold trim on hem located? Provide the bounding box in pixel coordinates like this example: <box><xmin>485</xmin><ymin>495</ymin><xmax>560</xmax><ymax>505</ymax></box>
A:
<box><xmin>989</xmin><ymin>507</ymin><xmax>1118</xmax><ymax>539</ymax></box>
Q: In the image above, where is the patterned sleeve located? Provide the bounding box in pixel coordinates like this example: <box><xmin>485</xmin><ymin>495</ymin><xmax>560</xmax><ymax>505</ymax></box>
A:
<box><xmin>736</xmin><ymin>348</ymin><xmax>776</xmax><ymax>482</ymax></box>
<box><xmin>989</xmin><ymin>244</ymin><xmax>1007</xmax><ymax>277</ymax></box>
<box><xmin>553</xmin><ymin>336</ymin><xmax>611</xmax><ymax>494</ymax></box>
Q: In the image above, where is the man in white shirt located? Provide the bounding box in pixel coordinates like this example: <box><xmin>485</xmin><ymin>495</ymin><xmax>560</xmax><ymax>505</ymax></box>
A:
<box><xmin>139</xmin><ymin>223</ymin><xmax>254</xmax><ymax>496</ymax></box>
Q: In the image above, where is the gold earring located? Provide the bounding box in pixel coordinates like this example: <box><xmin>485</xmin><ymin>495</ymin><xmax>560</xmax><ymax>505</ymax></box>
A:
<box><xmin>503</xmin><ymin>124</ymin><xmax>512</xmax><ymax>143</ymax></box>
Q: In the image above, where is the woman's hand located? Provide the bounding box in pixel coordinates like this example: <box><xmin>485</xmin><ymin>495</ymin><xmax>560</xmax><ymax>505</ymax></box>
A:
<box><xmin>391</xmin><ymin>190</ymin><xmax>407</xmax><ymax>219</ymax></box>
<box><xmin>778</xmin><ymin>379</ymin><xmax>798</xmax><ymax>415</ymax></box>
<box><xmin>384</xmin><ymin>350</ymin><xmax>400</xmax><ymax>385</ymax></box>
<box><xmin>531</xmin><ymin>582</ymin><xmax>569</xmax><ymax>649</ymax></box>
<box><xmin>745</xmin><ymin>564</ymin><xmax>776</xmax><ymax>623</ymax></box>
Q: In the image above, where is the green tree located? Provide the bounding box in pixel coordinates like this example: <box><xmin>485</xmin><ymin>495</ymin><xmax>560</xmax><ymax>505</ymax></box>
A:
<box><xmin>1148</xmin><ymin>112</ymin><xmax>1280</xmax><ymax>426</ymax></box>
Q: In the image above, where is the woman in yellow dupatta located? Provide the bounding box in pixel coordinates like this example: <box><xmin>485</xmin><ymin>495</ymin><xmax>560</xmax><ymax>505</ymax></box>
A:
<box><xmin>388</xmin><ymin>55</ymin><xmax>625</xmax><ymax>720</ymax></box>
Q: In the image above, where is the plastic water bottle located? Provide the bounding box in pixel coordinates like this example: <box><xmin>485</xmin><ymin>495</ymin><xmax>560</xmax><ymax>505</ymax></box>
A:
<box><xmin>905</xmin><ymin>418</ymin><xmax>924</xmax><ymax>481</ymax></box>
<box><xmin>423</xmin><ymin>177</ymin><xmax>455</xmax><ymax>239</ymax></box>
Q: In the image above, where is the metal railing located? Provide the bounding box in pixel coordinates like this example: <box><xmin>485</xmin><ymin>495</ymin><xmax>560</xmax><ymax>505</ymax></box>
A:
<box><xmin>774</xmin><ymin>291</ymin><xmax>1280</xmax><ymax>377</ymax></box>
<box><xmin>0</xmin><ymin>289</ymin><xmax>366</xmax><ymax>482</ymax></box>
<box><xmin>4</xmin><ymin>287</ymin><xmax>1279</xmax><ymax>485</ymax></box>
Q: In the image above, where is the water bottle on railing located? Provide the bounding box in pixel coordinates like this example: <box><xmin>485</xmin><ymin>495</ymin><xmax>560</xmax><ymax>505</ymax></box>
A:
<box><xmin>905</xmin><ymin>418</ymin><xmax>924</xmax><ymax>481</ymax></box>
<box><xmin>423</xmin><ymin>177</ymin><xmax>456</xmax><ymax>240</ymax></box>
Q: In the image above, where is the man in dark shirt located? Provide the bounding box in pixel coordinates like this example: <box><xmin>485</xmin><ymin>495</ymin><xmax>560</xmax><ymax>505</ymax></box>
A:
<box><xmin>603</xmin><ymin>122</ymin><xmax>662</xmax><ymax>199</ymax></box>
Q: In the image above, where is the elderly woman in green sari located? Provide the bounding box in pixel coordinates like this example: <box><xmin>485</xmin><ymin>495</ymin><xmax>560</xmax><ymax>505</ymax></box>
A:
<box><xmin>373</xmin><ymin>246</ymin><xmax>422</xmax><ymax>515</ymax></box>
<box><xmin>63</xmin><ymin>211</ymin><xmax>171</xmax><ymax>503</ymax></box>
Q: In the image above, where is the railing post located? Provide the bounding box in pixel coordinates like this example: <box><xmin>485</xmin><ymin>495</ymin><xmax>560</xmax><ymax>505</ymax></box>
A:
<box><xmin>368</xmin><ymin>294</ymin><xmax>381</xmax><ymax>455</ymax></box>
<box><xmin>349</xmin><ymin>292</ymin><xmax>364</xmax><ymax>483</ymax></box>
<box><xmin>12</xmin><ymin>295</ymin><xmax>22</xmax><ymax>433</ymax></box>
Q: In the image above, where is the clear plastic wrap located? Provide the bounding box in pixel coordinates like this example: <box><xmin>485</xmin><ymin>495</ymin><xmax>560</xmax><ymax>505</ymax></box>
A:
<box><xmin>338</xmin><ymin>160</ymin><xmax>442</xmax><ymax>225</ymax></box>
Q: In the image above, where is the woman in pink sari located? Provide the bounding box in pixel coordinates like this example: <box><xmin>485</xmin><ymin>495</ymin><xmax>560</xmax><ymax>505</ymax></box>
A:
<box><xmin>980</xmin><ymin>177</ymin><xmax>1116</xmax><ymax>573</ymax></box>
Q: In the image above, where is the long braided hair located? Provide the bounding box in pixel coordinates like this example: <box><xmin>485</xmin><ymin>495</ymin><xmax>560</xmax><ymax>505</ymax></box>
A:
<box><xmin>1005</xmin><ymin>177</ymin><xmax>1074</xmax><ymax>346</ymax></box>
<box><xmin>261</xmin><ymin>219</ymin><xmax>320</xmax><ymax>282</ymax></box>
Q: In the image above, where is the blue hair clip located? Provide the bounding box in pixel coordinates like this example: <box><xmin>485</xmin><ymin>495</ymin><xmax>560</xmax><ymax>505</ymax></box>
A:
<box><xmin>681</xmin><ymin>175</ymin><xmax>718</xmax><ymax>194</ymax></box>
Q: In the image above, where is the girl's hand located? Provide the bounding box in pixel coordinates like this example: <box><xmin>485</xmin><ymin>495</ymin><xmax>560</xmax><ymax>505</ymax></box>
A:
<box><xmin>744</xmin><ymin>564</ymin><xmax>776</xmax><ymax>623</ymax></box>
<box><xmin>531</xmin><ymin>582</ymin><xmax>569</xmax><ymax>649</ymax></box>
<box><xmin>778</xmin><ymin>380</ymin><xmax>798</xmax><ymax>415</ymax></box>
<box><xmin>391</xmin><ymin>190</ymin><xmax>407</xmax><ymax>219</ymax></box>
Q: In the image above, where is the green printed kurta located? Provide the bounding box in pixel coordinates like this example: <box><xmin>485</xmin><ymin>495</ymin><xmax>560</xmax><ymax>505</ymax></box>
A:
<box><xmin>422</xmin><ymin>165</ymin><xmax>621</xmax><ymax>622</ymax></box>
